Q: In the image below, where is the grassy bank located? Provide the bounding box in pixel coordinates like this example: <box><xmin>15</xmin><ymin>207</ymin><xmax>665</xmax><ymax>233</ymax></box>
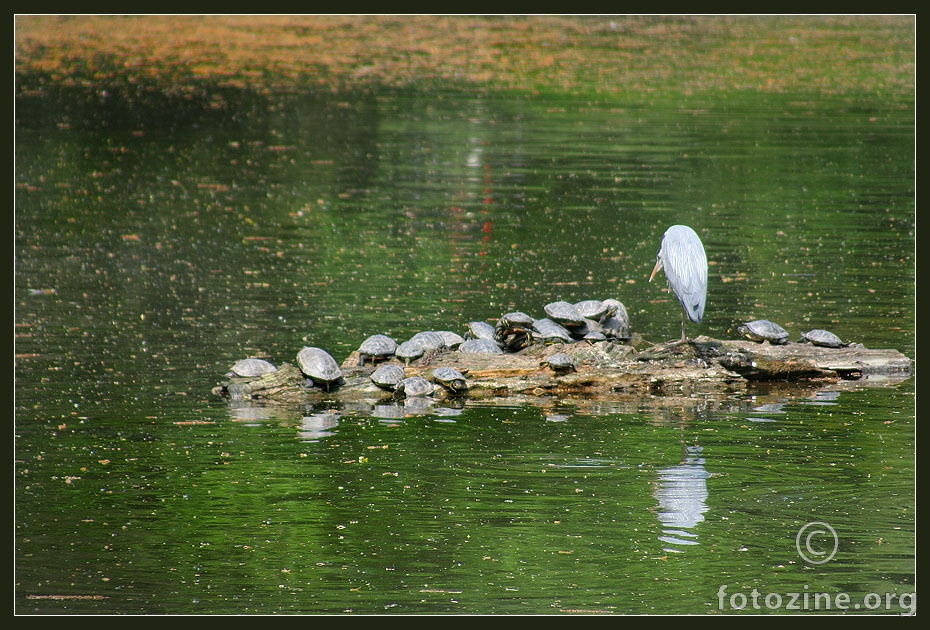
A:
<box><xmin>15</xmin><ymin>15</ymin><xmax>914</xmax><ymax>96</ymax></box>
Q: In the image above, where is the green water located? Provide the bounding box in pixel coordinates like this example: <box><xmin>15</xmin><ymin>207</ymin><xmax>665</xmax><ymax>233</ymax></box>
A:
<box><xmin>15</xmin><ymin>85</ymin><xmax>914</xmax><ymax>614</ymax></box>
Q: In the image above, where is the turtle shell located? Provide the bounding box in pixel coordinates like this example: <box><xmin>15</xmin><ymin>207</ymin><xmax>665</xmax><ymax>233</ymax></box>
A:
<box><xmin>357</xmin><ymin>334</ymin><xmax>397</xmax><ymax>366</ymax></box>
<box><xmin>371</xmin><ymin>364</ymin><xmax>406</xmax><ymax>390</ymax></box>
<box><xmin>458</xmin><ymin>338</ymin><xmax>504</xmax><ymax>354</ymax></box>
<box><xmin>541</xmin><ymin>352</ymin><xmax>576</xmax><ymax>373</ymax></box>
<box><xmin>494</xmin><ymin>311</ymin><xmax>535</xmax><ymax>350</ymax></box>
<box><xmin>432</xmin><ymin>366</ymin><xmax>468</xmax><ymax>393</ymax></box>
<box><xmin>574</xmin><ymin>299</ymin><xmax>608</xmax><ymax>320</ymax></box>
<box><xmin>408</xmin><ymin>331</ymin><xmax>446</xmax><ymax>352</ymax></box>
<box><xmin>738</xmin><ymin>320</ymin><xmax>789</xmax><ymax>344</ymax></box>
<box><xmin>495</xmin><ymin>311</ymin><xmax>535</xmax><ymax>331</ymax></box>
<box><xmin>296</xmin><ymin>347</ymin><xmax>343</xmax><ymax>387</ymax></box>
<box><xmin>227</xmin><ymin>358</ymin><xmax>277</xmax><ymax>378</ymax></box>
<box><xmin>394</xmin><ymin>376</ymin><xmax>434</xmax><ymax>397</ymax></box>
<box><xmin>465</xmin><ymin>321</ymin><xmax>498</xmax><ymax>342</ymax></box>
<box><xmin>800</xmin><ymin>329</ymin><xmax>846</xmax><ymax>348</ymax></box>
<box><xmin>544</xmin><ymin>301</ymin><xmax>586</xmax><ymax>328</ymax></box>
<box><xmin>600</xmin><ymin>299</ymin><xmax>631</xmax><ymax>339</ymax></box>
<box><xmin>395</xmin><ymin>340</ymin><xmax>425</xmax><ymax>365</ymax></box>
<box><xmin>434</xmin><ymin>330</ymin><xmax>466</xmax><ymax>349</ymax></box>
<box><xmin>532</xmin><ymin>318</ymin><xmax>573</xmax><ymax>344</ymax></box>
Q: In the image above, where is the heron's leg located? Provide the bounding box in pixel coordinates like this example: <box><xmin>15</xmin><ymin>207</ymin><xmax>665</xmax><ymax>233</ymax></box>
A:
<box><xmin>680</xmin><ymin>309</ymin><xmax>688</xmax><ymax>343</ymax></box>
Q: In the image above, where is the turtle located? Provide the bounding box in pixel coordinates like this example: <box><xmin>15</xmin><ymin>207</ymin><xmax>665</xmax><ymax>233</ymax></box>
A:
<box><xmin>394</xmin><ymin>375</ymin><xmax>434</xmax><ymax>397</ymax></box>
<box><xmin>494</xmin><ymin>311</ymin><xmax>535</xmax><ymax>350</ymax></box>
<box><xmin>497</xmin><ymin>330</ymin><xmax>533</xmax><ymax>351</ymax></box>
<box><xmin>543</xmin><ymin>300</ymin><xmax>586</xmax><ymax>328</ymax></box>
<box><xmin>370</xmin><ymin>364</ymin><xmax>406</xmax><ymax>390</ymax></box>
<box><xmin>435</xmin><ymin>330</ymin><xmax>466</xmax><ymax>349</ymax></box>
<box><xmin>574</xmin><ymin>299</ymin><xmax>609</xmax><ymax>321</ymax></box>
<box><xmin>531</xmin><ymin>317</ymin><xmax>574</xmax><ymax>344</ymax></box>
<box><xmin>458</xmin><ymin>338</ymin><xmax>504</xmax><ymax>354</ymax></box>
<box><xmin>409</xmin><ymin>331</ymin><xmax>447</xmax><ymax>352</ymax></box>
<box><xmin>356</xmin><ymin>334</ymin><xmax>397</xmax><ymax>366</ymax></box>
<box><xmin>395</xmin><ymin>340</ymin><xmax>425</xmax><ymax>365</ymax></box>
<box><xmin>431</xmin><ymin>366</ymin><xmax>468</xmax><ymax>393</ymax></box>
<box><xmin>495</xmin><ymin>311</ymin><xmax>535</xmax><ymax>332</ymax></box>
<box><xmin>799</xmin><ymin>329</ymin><xmax>848</xmax><ymax>348</ymax></box>
<box><xmin>738</xmin><ymin>320</ymin><xmax>790</xmax><ymax>345</ymax></box>
<box><xmin>601</xmin><ymin>298</ymin><xmax>627</xmax><ymax>318</ymax></box>
<box><xmin>600</xmin><ymin>298</ymin><xmax>631</xmax><ymax>339</ymax></box>
<box><xmin>540</xmin><ymin>352</ymin><xmax>576</xmax><ymax>374</ymax></box>
<box><xmin>465</xmin><ymin>320</ymin><xmax>498</xmax><ymax>342</ymax></box>
<box><xmin>226</xmin><ymin>358</ymin><xmax>277</xmax><ymax>379</ymax></box>
<box><xmin>296</xmin><ymin>346</ymin><xmax>343</xmax><ymax>390</ymax></box>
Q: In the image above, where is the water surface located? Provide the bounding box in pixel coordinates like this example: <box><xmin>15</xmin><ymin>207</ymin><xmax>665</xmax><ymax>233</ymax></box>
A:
<box><xmin>15</xmin><ymin>85</ymin><xmax>914</xmax><ymax>614</ymax></box>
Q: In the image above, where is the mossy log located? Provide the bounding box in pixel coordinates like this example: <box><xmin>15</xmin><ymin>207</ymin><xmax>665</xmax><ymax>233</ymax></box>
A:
<box><xmin>212</xmin><ymin>336</ymin><xmax>911</xmax><ymax>406</ymax></box>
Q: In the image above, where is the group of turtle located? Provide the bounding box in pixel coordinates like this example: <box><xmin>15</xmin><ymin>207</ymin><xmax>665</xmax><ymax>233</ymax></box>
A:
<box><xmin>370</xmin><ymin>364</ymin><xmax>468</xmax><ymax>397</ymax></box>
<box><xmin>737</xmin><ymin>320</ymin><xmax>850</xmax><ymax>348</ymax></box>
<box><xmin>225</xmin><ymin>346</ymin><xmax>345</xmax><ymax>390</ymax></box>
<box><xmin>225</xmin><ymin>305</ymin><xmax>852</xmax><ymax>400</ymax></box>
<box><xmin>226</xmin><ymin>297</ymin><xmax>633</xmax><ymax>398</ymax></box>
<box><xmin>353</xmin><ymin>297</ymin><xmax>633</xmax><ymax>395</ymax></box>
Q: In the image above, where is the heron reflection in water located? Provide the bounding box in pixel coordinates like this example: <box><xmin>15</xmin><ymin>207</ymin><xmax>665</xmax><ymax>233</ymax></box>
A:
<box><xmin>649</xmin><ymin>225</ymin><xmax>707</xmax><ymax>342</ymax></box>
<box><xmin>654</xmin><ymin>444</ymin><xmax>711</xmax><ymax>552</ymax></box>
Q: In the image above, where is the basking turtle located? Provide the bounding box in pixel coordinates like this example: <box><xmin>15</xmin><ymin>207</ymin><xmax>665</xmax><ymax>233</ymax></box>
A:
<box><xmin>465</xmin><ymin>321</ymin><xmax>498</xmax><ymax>342</ymax></box>
<box><xmin>600</xmin><ymin>298</ymin><xmax>631</xmax><ymax>339</ymax></box>
<box><xmin>394</xmin><ymin>340</ymin><xmax>424</xmax><ymax>365</ymax></box>
<box><xmin>799</xmin><ymin>329</ymin><xmax>848</xmax><ymax>348</ymax></box>
<box><xmin>544</xmin><ymin>300</ymin><xmax>586</xmax><ymax>328</ymax></box>
<box><xmin>458</xmin><ymin>338</ymin><xmax>504</xmax><ymax>354</ymax></box>
<box><xmin>435</xmin><ymin>330</ymin><xmax>466</xmax><ymax>349</ymax></box>
<box><xmin>540</xmin><ymin>352</ymin><xmax>576</xmax><ymax>374</ymax></box>
<box><xmin>495</xmin><ymin>311</ymin><xmax>535</xmax><ymax>332</ymax></box>
<box><xmin>495</xmin><ymin>311</ymin><xmax>535</xmax><ymax>351</ymax></box>
<box><xmin>431</xmin><ymin>367</ymin><xmax>468</xmax><ymax>393</ymax></box>
<box><xmin>296</xmin><ymin>346</ymin><xmax>343</xmax><ymax>390</ymax></box>
<box><xmin>356</xmin><ymin>334</ymin><xmax>397</xmax><ymax>366</ymax></box>
<box><xmin>574</xmin><ymin>299</ymin><xmax>609</xmax><ymax>321</ymax></box>
<box><xmin>738</xmin><ymin>320</ymin><xmax>789</xmax><ymax>345</ymax></box>
<box><xmin>497</xmin><ymin>330</ymin><xmax>533</xmax><ymax>351</ymax></box>
<box><xmin>226</xmin><ymin>358</ymin><xmax>277</xmax><ymax>379</ymax></box>
<box><xmin>394</xmin><ymin>375</ymin><xmax>434</xmax><ymax>397</ymax></box>
<box><xmin>409</xmin><ymin>331</ymin><xmax>446</xmax><ymax>352</ymax></box>
<box><xmin>370</xmin><ymin>364</ymin><xmax>406</xmax><ymax>391</ymax></box>
<box><xmin>601</xmin><ymin>298</ymin><xmax>626</xmax><ymax>318</ymax></box>
<box><xmin>532</xmin><ymin>317</ymin><xmax>573</xmax><ymax>344</ymax></box>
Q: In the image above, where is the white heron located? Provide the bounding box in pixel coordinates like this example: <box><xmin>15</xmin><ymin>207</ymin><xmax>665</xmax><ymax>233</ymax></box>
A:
<box><xmin>649</xmin><ymin>225</ymin><xmax>707</xmax><ymax>342</ymax></box>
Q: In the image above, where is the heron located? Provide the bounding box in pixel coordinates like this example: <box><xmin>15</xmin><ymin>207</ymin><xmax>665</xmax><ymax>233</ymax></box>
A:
<box><xmin>649</xmin><ymin>225</ymin><xmax>707</xmax><ymax>342</ymax></box>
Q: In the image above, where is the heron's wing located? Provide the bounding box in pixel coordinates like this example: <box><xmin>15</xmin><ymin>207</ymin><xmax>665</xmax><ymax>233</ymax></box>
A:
<box><xmin>662</xmin><ymin>233</ymin><xmax>708</xmax><ymax>323</ymax></box>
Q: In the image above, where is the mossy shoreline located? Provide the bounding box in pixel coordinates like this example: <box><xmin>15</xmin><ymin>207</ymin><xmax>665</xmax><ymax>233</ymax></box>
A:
<box><xmin>15</xmin><ymin>15</ymin><xmax>915</xmax><ymax>97</ymax></box>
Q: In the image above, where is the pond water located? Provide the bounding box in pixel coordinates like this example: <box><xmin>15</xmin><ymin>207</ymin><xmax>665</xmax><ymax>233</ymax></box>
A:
<box><xmin>15</xmin><ymin>84</ymin><xmax>914</xmax><ymax>615</ymax></box>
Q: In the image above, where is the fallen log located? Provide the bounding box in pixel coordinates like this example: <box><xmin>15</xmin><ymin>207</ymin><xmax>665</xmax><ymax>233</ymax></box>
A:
<box><xmin>212</xmin><ymin>336</ymin><xmax>911</xmax><ymax>406</ymax></box>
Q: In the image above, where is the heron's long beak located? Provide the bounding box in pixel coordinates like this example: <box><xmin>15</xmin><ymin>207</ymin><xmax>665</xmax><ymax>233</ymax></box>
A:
<box><xmin>649</xmin><ymin>259</ymin><xmax>662</xmax><ymax>283</ymax></box>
